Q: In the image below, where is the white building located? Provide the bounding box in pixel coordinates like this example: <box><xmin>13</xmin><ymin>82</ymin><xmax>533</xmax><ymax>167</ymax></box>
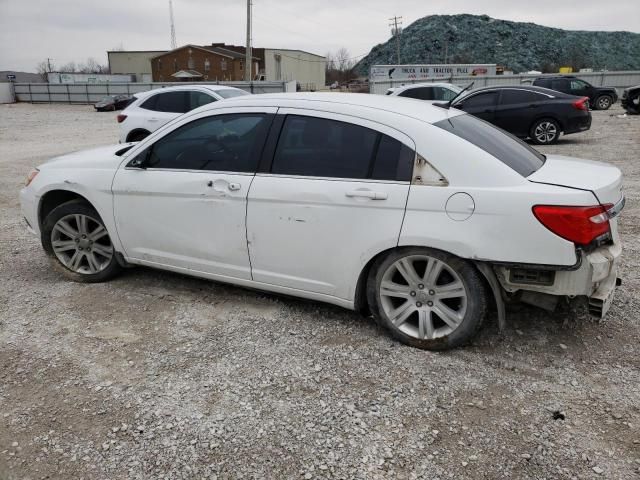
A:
<box><xmin>262</xmin><ymin>49</ymin><xmax>326</xmax><ymax>89</ymax></box>
<box><xmin>107</xmin><ymin>50</ymin><xmax>167</xmax><ymax>82</ymax></box>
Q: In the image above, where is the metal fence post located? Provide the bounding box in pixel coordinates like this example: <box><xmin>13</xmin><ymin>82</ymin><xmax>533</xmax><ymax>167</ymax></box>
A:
<box><xmin>47</xmin><ymin>83</ymin><xmax>51</xmax><ymax>104</ymax></box>
<box><xmin>66</xmin><ymin>84</ymin><xmax>71</xmax><ymax>104</ymax></box>
<box><xmin>28</xmin><ymin>83</ymin><xmax>32</xmax><ymax>103</ymax></box>
<box><xmin>86</xmin><ymin>84</ymin><xmax>89</xmax><ymax>104</ymax></box>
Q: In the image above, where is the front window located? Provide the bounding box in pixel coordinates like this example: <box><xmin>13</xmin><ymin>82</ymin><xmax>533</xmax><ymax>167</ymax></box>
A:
<box><xmin>220</xmin><ymin>59</ymin><xmax>227</xmax><ymax>71</ymax></box>
<box><xmin>204</xmin><ymin>58</ymin><xmax>210</xmax><ymax>72</ymax></box>
<box><xmin>143</xmin><ymin>114</ymin><xmax>271</xmax><ymax>172</ymax></box>
<box><xmin>433</xmin><ymin>114</ymin><xmax>545</xmax><ymax>177</ymax></box>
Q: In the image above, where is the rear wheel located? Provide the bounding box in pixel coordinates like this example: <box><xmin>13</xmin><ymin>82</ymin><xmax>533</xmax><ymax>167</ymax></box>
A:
<box><xmin>367</xmin><ymin>248</ymin><xmax>487</xmax><ymax>350</ymax></box>
<box><xmin>530</xmin><ymin>118</ymin><xmax>560</xmax><ymax>145</ymax></box>
<box><xmin>595</xmin><ymin>95</ymin><xmax>613</xmax><ymax>110</ymax></box>
<box><xmin>41</xmin><ymin>200</ymin><xmax>122</xmax><ymax>283</ymax></box>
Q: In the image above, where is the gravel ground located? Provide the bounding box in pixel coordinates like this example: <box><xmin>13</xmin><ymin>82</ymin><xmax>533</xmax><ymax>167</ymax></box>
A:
<box><xmin>0</xmin><ymin>103</ymin><xmax>639</xmax><ymax>480</ymax></box>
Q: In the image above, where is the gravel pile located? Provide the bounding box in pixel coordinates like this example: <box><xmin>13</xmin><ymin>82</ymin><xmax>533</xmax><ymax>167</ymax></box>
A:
<box><xmin>0</xmin><ymin>103</ymin><xmax>638</xmax><ymax>479</ymax></box>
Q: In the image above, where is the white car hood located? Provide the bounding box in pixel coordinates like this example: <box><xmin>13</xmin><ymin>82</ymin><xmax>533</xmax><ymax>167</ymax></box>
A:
<box><xmin>40</xmin><ymin>144</ymin><xmax>134</xmax><ymax>170</ymax></box>
<box><xmin>528</xmin><ymin>154</ymin><xmax>623</xmax><ymax>205</ymax></box>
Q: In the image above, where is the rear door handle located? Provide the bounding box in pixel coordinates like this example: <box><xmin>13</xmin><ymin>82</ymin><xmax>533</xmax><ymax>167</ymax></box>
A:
<box><xmin>345</xmin><ymin>190</ymin><xmax>388</xmax><ymax>200</ymax></box>
<box><xmin>148</xmin><ymin>118</ymin><xmax>160</xmax><ymax>122</ymax></box>
<box><xmin>228</xmin><ymin>182</ymin><xmax>241</xmax><ymax>191</ymax></box>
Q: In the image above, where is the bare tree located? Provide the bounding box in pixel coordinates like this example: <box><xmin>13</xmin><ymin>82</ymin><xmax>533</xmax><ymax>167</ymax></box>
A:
<box><xmin>111</xmin><ymin>42</ymin><xmax>125</xmax><ymax>52</ymax></box>
<box><xmin>335</xmin><ymin>47</ymin><xmax>353</xmax><ymax>72</ymax></box>
<box><xmin>59</xmin><ymin>62</ymin><xmax>77</xmax><ymax>73</ymax></box>
<box><xmin>36</xmin><ymin>60</ymin><xmax>53</xmax><ymax>81</ymax></box>
<box><xmin>325</xmin><ymin>48</ymin><xmax>357</xmax><ymax>85</ymax></box>
<box><xmin>77</xmin><ymin>58</ymin><xmax>109</xmax><ymax>74</ymax></box>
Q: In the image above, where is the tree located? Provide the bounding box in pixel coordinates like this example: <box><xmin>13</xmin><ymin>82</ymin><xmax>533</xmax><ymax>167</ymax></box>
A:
<box><xmin>325</xmin><ymin>47</ymin><xmax>358</xmax><ymax>85</ymax></box>
<box><xmin>36</xmin><ymin>60</ymin><xmax>53</xmax><ymax>81</ymax></box>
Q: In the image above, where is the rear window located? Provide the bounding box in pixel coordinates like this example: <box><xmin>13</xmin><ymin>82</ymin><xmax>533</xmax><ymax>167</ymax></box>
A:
<box><xmin>216</xmin><ymin>89</ymin><xmax>250</xmax><ymax>99</ymax></box>
<box><xmin>433</xmin><ymin>114</ymin><xmax>545</xmax><ymax>177</ymax></box>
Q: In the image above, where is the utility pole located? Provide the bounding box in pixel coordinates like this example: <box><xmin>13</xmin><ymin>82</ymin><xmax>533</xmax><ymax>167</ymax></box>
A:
<box><xmin>245</xmin><ymin>0</ymin><xmax>252</xmax><ymax>81</ymax></box>
<box><xmin>388</xmin><ymin>16</ymin><xmax>402</xmax><ymax>64</ymax></box>
<box><xmin>47</xmin><ymin>58</ymin><xmax>53</xmax><ymax>73</ymax></box>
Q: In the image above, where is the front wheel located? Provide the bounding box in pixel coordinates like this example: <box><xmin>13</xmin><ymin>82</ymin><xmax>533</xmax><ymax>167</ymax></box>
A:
<box><xmin>41</xmin><ymin>200</ymin><xmax>122</xmax><ymax>283</ymax></box>
<box><xmin>367</xmin><ymin>248</ymin><xmax>487</xmax><ymax>350</ymax></box>
<box><xmin>530</xmin><ymin>118</ymin><xmax>560</xmax><ymax>145</ymax></box>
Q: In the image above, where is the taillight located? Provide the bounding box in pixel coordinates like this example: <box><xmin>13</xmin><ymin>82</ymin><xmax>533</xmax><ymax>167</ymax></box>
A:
<box><xmin>572</xmin><ymin>96</ymin><xmax>589</xmax><ymax>111</ymax></box>
<box><xmin>117</xmin><ymin>114</ymin><xmax>127</xmax><ymax>123</ymax></box>
<box><xmin>532</xmin><ymin>204</ymin><xmax>613</xmax><ymax>246</ymax></box>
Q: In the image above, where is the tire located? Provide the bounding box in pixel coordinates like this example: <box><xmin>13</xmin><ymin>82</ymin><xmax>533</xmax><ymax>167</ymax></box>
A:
<box><xmin>367</xmin><ymin>248</ymin><xmax>487</xmax><ymax>350</ymax></box>
<box><xmin>127</xmin><ymin>130</ymin><xmax>150</xmax><ymax>142</ymax></box>
<box><xmin>594</xmin><ymin>95</ymin><xmax>613</xmax><ymax>110</ymax></box>
<box><xmin>41</xmin><ymin>200</ymin><xmax>122</xmax><ymax>283</ymax></box>
<box><xmin>529</xmin><ymin>118</ymin><xmax>560</xmax><ymax>145</ymax></box>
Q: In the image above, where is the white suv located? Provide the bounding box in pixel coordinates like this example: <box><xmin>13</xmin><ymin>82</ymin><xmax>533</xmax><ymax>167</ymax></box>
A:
<box><xmin>118</xmin><ymin>85</ymin><xmax>249</xmax><ymax>143</ymax></box>
<box><xmin>20</xmin><ymin>93</ymin><xmax>624</xmax><ymax>350</ymax></box>
<box><xmin>386</xmin><ymin>82</ymin><xmax>462</xmax><ymax>100</ymax></box>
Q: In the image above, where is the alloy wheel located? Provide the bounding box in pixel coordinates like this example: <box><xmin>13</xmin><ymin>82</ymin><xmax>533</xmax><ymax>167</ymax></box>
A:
<box><xmin>379</xmin><ymin>255</ymin><xmax>468</xmax><ymax>340</ymax></box>
<box><xmin>534</xmin><ymin>121</ymin><xmax>558</xmax><ymax>144</ymax></box>
<box><xmin>597</xmin><ymin>96</ymin><xmax>611</xmax><ymax>109</ymax></box>
<box><xmin>51</xmin><ymin>214</ymin><xmax>113</xmax><ymax>274</ymax></box>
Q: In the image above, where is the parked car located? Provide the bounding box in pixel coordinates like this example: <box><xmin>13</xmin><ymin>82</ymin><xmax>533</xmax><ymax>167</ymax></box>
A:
<box><xmin>532</xmin><ymin>76</ymin><xmax>618</xmax><ymax>110</ymax></box>
<box><xmin>386</xmin><ymin>82</ymin><xmax>462</xmax><ymax>100</ymax></box>
<box><xmin>621</xmin><ymin>84</ymin><xmax>640</xmax><ymax>115</ymax></box>
<box><xmin>117</xmin><ymin>85</ymin><xmax>250</xmax><ymax>143</ymax></box>
<box><xmin>449</xmin><ymin>85</ymin><xmax>591</xmax><ymax>144</ymax></box>
<box><xmin>20</xmin><ymin>93</ymin><xmax>624</xmax><ymax>351</ymax></box>
<box><xmin>94</xmin><ymin>95</ymin><xmax>134</xmax><ymax>112</ymax></box>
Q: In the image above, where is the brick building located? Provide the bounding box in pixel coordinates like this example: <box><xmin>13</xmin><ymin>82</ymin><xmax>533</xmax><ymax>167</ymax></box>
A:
<box><xmin>151</xmin><ymin>45</ymin><xmax>259</xmax><ymax>82</ymax></box>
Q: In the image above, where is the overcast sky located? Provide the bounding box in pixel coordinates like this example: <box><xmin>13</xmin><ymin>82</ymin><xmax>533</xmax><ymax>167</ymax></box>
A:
<box><xmin>1</xmin><ymin>0</ymin><xmax>638</xmax><ymax>72</ymax></box>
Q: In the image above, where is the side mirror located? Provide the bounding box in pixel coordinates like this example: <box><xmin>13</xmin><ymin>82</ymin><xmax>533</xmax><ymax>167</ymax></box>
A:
<box><xmin>127</xmin><ymin>148</ymin><xmax>151</xmax><ymax>169</ymax></box>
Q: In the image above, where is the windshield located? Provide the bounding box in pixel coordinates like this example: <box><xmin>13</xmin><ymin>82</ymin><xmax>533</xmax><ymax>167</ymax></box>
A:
<box><xmin>433</xmin><ymin>113</ymin><xmax>545</xmax><ymax>177</ymax></box>
<box><xmin>216</xmin><ymin>89</ymin><xmax>250</xmax><ymax>99</ymax></box>
<box><xmin>99</xmin><ymin>96</ymin><xmax>114</xmax><ymax>102</ymax></box>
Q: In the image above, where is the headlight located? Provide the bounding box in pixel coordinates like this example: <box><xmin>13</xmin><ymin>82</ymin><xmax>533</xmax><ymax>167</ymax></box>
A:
<box><xmin>25</xmin><ymin>168</ymin><xmax>39</xmax><ymax>186</ymax></box>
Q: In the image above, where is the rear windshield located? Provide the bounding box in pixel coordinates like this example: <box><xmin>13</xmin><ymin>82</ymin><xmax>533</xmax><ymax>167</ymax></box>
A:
<box><xmin>433</xmin><ymin>113</ymin><xmax>545</xmax><ymax>177</ymax></box>
<box><xmin>216</xmin><ymin>89</ymin><xmax>250</xmax><ymax>99</ymax></box>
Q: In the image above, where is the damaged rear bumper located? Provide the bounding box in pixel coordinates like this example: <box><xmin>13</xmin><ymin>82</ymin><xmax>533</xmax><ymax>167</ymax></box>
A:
<box><xmin>493</xmin><ymin>238</ymin><xmax>622</xmax><ymax>319</ymax></box>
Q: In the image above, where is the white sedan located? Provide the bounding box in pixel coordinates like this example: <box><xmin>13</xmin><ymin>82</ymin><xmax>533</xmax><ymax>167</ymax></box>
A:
<box><xmin>385</xmin><ymin>82</ymin><xmax>462</xmax><ymax>100</ymax></box>
<box><xmin>117</xmin><ymin>84</ymin><xmax>249</xmax><ymax>143</ymax></box>
<box><xmin>20</xmin><ymin>93</ymin><xmax>624</xmax><ymax>350</ymax></box>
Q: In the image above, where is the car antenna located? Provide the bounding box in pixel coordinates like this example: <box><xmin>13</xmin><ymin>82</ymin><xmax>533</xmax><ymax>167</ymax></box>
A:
<box><xmin>438</xmin><ymin>81</ymin><xmax>475</xmax><ymax>109</ymax></box>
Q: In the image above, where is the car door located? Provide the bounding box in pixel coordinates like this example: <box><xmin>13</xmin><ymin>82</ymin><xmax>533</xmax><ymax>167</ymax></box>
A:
<box><xmin>550</xmin><ymin>79</ymin><xmax>571</xmax><ymax>94</ymax></box>
<box><xmin>568</xmin><ymin>79</ymin><xmax>593</xmax><ymax>99</ymax></box>
<box><xmin>139</xmin><ymin>91</ymin><xmax>190</xmax><ymax>132</ymax></box>
<box><xmin>246</xmin><ymin>110</ymin><xmax>415</xmax><ymax>301</ymax></box>
<box><xmin>455</xmin><ymin>91</ymin><xmax>498</xmax><ymax>123</ymax></box>
<box><xmin>493</xmin><ymin>89</ymin><xmax>547</xmax><ymax>137</ymax></box>
<box><xmin>112</xmin><ymin>107</ymin><xmax>276</xmax><ymax>279</ymax></box>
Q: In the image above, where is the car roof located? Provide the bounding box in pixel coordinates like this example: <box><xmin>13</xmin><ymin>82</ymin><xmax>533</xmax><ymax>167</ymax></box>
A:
<box><xmin>194</xmin><ymin>92</ymin><xmax>467</xmax><ymax>125</ymax></box>
<box><xmin>132</xmin><ymin>84</ymin><xmax>246</xmax><ymax>98</ymax></box>
<box><xmin>388</xmin><ymin>82</ymin><xmax>460</xmax><ymax>92</ymax></box>
<box><xmin>461</xmin><ymin>84</ymin><xmax>570</xmax><ymax>98</ymax></box>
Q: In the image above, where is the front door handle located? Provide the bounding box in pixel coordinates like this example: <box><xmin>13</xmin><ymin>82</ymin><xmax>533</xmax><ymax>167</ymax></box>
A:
<box><xmin>206</xmin><ymin>180</ymin><xmax>241</xmax><ymax>192</ymax></box>
<box><xmin>346</xmin><ymin>190</ymin><xmax>388</xmax><ymax>200</ymax></box>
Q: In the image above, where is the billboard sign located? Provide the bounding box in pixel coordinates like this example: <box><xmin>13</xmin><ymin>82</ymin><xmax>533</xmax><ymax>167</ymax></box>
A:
<box><xmin>370</xmin><ymin>64</ymin><xmax>497</xmax><ymax>81</ymax></box>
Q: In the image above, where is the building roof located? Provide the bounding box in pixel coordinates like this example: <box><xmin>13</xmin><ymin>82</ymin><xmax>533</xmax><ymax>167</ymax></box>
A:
<box><xmin>171</xmin><ymin>70</ymin><xmax>203</xmax><ymax>78</ymax></box>
<box><xmin>150</xmin><ymin>44</ymin><xmax>259</xmax><ymax>61</ymax></box>
<box><xmin>263</xmin><ymin>48</ymin><xmax>325</xmax><ymax>59</ymax></box>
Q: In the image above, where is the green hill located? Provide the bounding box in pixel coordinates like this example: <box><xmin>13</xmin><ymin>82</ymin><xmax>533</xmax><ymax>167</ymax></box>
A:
<box><xmin>355</xmin><ymin>14</ymin><xmax>640</xmax><ymax>75</ymax></box>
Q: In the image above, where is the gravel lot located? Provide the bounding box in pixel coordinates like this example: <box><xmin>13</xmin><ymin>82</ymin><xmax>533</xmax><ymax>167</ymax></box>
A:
<box><xmin>0</xmin><ymin>102</ymin><xmax>639</xmax><ymax>480</ymax></box>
